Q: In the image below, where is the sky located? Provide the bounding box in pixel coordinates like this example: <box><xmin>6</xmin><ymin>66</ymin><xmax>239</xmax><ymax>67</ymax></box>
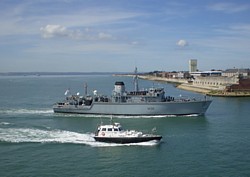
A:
<box><xmin>0</xmin><ymin>0</ymin><xmax>250</xmax><ymax>72</ymax></box>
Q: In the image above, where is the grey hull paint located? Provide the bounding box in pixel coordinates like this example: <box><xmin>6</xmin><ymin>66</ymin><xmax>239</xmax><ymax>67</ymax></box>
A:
<box><xmin>53</xmin><ymin>100</ymin><xmax>212</xmax><ymax>116</ymax></box>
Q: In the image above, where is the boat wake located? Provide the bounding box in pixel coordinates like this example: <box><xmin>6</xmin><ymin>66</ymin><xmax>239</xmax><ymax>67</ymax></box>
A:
<box><xmin>0</xmin><ymin>122</ymin><xmax>11</xmax><ymax>125</ymax></box>
<box><xmin>0</xmin><ymin>108</ymin><xmax>53</xmax><ymax>115</ymax></box>
<box><xmin>54</xmin><ymin>113</ymin><xmax>199</xmax><ymax>119</ymax></box>
<box><xmin>0</xmin><ymin>128</ymin><xmax>160</xmax><ymax>147</ymax></box>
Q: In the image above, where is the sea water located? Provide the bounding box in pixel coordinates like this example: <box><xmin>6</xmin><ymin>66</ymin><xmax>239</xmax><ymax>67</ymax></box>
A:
<box><xmin>0</xmin><ymin>75</ymin><xmax>250</xmax><ymax>177</ymax></box>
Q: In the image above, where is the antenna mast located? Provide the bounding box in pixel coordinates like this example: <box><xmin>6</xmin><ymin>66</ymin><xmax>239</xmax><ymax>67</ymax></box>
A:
<box><xmin>84</xmin><ymin>82</ymin><xmax>88</xmax><ymax>96</ymax></box>
<box><xmin>134</xmin><ymin>67</ymin><xmax>139</xmax><ymax>92</ymax></box>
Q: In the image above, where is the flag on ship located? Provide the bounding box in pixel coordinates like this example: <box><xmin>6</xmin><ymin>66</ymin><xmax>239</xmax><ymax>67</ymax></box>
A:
<box><xmin>64</xmin><ymin>89</ymin><xmax>70</xmax><ymax>95</ymax></box>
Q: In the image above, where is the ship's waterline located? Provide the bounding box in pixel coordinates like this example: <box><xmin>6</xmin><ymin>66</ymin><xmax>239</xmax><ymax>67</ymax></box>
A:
<box><xmin>53</xmin><ymin>100</ymin><xmax>212</xmax><ymax>115</ymax></box>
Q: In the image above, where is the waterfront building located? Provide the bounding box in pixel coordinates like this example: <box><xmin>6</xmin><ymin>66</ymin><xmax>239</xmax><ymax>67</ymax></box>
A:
<box><xmin>192</xmin><ymin>73</ymin><xmax>250</xmax><ymax>92</ymax></box>
<box><xmin>192</xmin><ymin>75</ymin><xmax>239</xmax><ymax>90</ymax></box>
<box><xmin>222</xmin><ymin>69</ymin><xmax>250</xmax><ymax>77</ymax></box>
<box><xmin>190</xmin><ymin>71</ymin><xmax>222</xmax><ymax>77</ymax></box>
<box><xmin>161</xmin><ymin>71</ymin><xmax>189</xmax><ymax>79</ymax></box>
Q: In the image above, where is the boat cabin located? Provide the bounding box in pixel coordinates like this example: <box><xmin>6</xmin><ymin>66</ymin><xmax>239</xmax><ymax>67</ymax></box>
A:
<box><xmin>95</xmin><ymin>123</ymin><xmax>123</xmax><ymax>136</ymax></box>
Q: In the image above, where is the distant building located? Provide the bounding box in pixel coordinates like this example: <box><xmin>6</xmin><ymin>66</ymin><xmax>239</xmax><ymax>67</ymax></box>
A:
<box><xmin>225</xmin><ymin>77</ymin><xmax>250</xmax><ymax>92</ymax></box>
<box><xmin>189</xmin><ymin>59</ymin><xmax>197</xmax><ymax>73</ymax></box>
<box><xmin>161</xmin><ymin>71</ymin><xmax>189</xmax><ymax>79</ymax></box>
<box><xmin>190</xmin><ymin>71</ymin><xmax>222</xmax><ymax>77</ymax></box>
<box><xmin>192</xmin><ymin>70</ymin><xmax>250</xmax><ymax>92</ymax></box>
<box><xmin>192</xmin><ymin>75</ymin><xmax>239</xmax><ymax>90</ymax></box>
<box><xmin>222</xmin><ymin>69</ymin><xmax>250</xmax><ymax>77</ymax></box>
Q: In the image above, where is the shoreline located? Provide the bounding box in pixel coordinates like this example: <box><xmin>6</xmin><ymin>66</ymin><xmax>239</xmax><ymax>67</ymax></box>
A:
<box><xmin>119</xmin><ymin>74</ymin><xmax>250</xmax><ymax>97</ymax></box>
<box><xmin>177</xmin><ymin>84</ymin><xmax>250</xmax><ymax>97</ymax></box>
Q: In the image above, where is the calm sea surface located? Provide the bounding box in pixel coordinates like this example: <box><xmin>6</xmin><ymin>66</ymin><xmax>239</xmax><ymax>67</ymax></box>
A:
<box><xmin>0</xmin><ymin>75</ymin><xmax>250</xmax><ymax>177</ymax></box>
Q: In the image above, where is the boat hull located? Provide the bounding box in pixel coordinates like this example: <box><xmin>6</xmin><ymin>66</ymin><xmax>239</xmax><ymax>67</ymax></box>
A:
<box><xmin>53</xmin><ymin>100</ymin><xmax>212</xmax><ymax>116</ymax></box>
<box><xmin>94</xmin><ymin>136</ymin><xmax>162</xmax><ymax>144</ymax></box>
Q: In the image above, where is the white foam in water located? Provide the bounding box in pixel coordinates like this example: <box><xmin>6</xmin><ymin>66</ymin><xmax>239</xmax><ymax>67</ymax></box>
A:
<box><xmin>0</xmin><ymin>109</ymin><xmax>198</xmax><ymax>118</ymax></box>
<box><xmin>115</xmin><ymin>115</ymin><xmax>177</xmax><ymax>119</ymax></box>
<box><xmin>185</xmin><ymin>114</ymin><xmax>199</xmax><ymax>117</ymax></box>
<box><xmin>0</xmin><ymin>122</ymin><xmax>11</xmax><ymax>125</ymax></box>
<box><xmin>0</xmin><ymin>128</ymin><xmax>160</xmax><ymax>147</ymax></box>
<box><xmin>54</xmin><ymin>113</ymin><xmax>179</xmax><ymax>119</ymax></box>
<box><xmin>0</xmin><ymin>109</ymin><xmax>53</xmax><ymax>115</ymax></box>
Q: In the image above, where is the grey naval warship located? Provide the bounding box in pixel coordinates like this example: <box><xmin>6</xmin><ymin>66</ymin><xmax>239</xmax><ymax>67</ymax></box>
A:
<box><xmin>53</xmin><ymin>70</ymin><xmax>212</xmax><ymax>116</ymax></box>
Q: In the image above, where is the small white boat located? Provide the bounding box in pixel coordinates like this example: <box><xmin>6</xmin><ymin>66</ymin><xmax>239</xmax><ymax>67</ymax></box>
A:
<box><xmin>94</xmin><ymin>122</ymin><xmax>162</xmax><ymax>144</ymax></box>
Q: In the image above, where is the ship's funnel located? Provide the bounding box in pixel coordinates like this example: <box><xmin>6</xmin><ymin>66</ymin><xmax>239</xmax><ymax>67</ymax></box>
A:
<box><xmin>114</xmin><ymin>81</ymin><xmax>125</xmax><ymax>95</ymax></box>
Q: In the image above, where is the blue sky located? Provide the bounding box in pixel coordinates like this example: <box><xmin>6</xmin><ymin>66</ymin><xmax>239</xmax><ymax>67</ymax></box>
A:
<box><xmin>0</xmin><ymin>0</ymin><xmax>250</xmax><ymax>72</ymax></box>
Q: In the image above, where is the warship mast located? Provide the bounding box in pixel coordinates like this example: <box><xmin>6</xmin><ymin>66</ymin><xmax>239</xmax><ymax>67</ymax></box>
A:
<box><xmin>134</xmin><ymin>67</ymin><xmax>139</xmax><ymax>92</ymax></box>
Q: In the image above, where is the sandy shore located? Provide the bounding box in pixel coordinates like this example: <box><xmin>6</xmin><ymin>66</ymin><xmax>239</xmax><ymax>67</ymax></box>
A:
<box><xmin>177</xmin><ymin>84</ymin><xmax>211</xmax><ymax>94</ymax></box>
<box><xmin>177</xmin><ymin>84</ymin><xmax>250</xmax><ymax>96</ymax></box>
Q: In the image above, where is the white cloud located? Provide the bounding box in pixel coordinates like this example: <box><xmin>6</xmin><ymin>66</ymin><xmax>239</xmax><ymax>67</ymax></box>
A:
<box><xmin>98</xmin><ymin>32</ymin><xmax>114</xmax><ymax>40</ymax></box>
<box><xmin>131</xmin><ymin>41</ymin><xmax>139</xmax><ymax>45</ymax></box>
<box><xmin>40</xmin><ymin>24</ymin><xmax>118</xmax><ymax>41</ymax></box>
<box><xmin>208</xmin><ymin>3</ymin><xmax>249</xmax><ymax>13</ymax></box>
<box><xmin>0</xmin><ymin>1</ymin><xmax>142</xmax><ymax>37</ymax></box>
<box><xmin>230</xmin><ymin>24</ymin><xmax>250</xmax><ymax>32</ymax></box>
<box><xmin>40</xmin><ymin>25</ymin><xmax>68</xmax><ymax>38</ymax></box>
<box><xmin>176</xmin><ymin>39</ymin><xmax>188</xmax><ymax>47</ymax></box>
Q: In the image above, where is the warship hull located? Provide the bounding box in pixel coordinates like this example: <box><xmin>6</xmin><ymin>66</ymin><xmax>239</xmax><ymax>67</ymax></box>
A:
<box><xmin>53</xmin><ymin>100</ymin><xmax>212</xmax><ymax>116</ymax></box>
<box><xmin>53</xmin><ymin>68</ymin><xmax>212</xmax><ymax>116</ymax></box>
